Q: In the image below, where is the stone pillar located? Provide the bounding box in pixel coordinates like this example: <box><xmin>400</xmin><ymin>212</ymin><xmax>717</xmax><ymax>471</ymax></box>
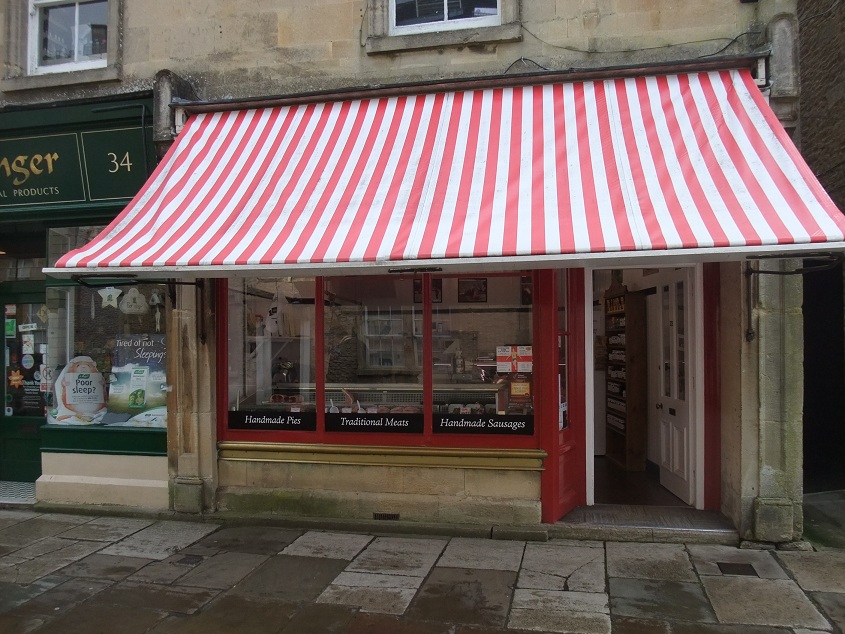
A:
<box><xmin>751</xmin><ymin>259</ymin><xmax>804</xmax><ymax>542</ymax></box>
<box><xmin>167</xmin><ymin>280</ymin><xmax>217</xmax><ymax>513</ymax></box>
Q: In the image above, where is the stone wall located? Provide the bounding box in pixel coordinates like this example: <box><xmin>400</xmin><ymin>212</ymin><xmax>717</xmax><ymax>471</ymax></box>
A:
<box><xmin>3</xmin><ymin>0</ymin><xmax>781</xmax><ymax>105</ymax></box>
<box><xmin>797</xmin><ymin>0</ymin><xmax>845</xmax><ymax>210</ymax></box>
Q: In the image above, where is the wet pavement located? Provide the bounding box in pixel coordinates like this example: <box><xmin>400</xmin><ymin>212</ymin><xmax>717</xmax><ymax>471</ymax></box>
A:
<box><xmin>0</xmin><ymin>509</ymin><xmax>843</xmax><ymax>633</ymax></box>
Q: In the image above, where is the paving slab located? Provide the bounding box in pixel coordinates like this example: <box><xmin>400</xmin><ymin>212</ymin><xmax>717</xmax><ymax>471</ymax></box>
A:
<box><xmin>1</xmin><ymin>536</ymin><xmax>81</xmax><ymax>564</ymax></box>
<box><xmin>317</xmin><ymin>584</ymin><xmax>418</xmax><ymax>615</ymax></box>
<box><xmin>278</xmin><ymin>603</ymin><xmax>358</xmax><ymax>634</ymax></box>
<box><xmin>58</xmin><ymin>553</ymin><xmax>153</xmax><ymax>581</ymax></box>
<box><xmin>191</xmin><ymin>525</ymin><xmax>302</xmax><ymax>555</ymax></box>
<box><xmin>550</xmin><ymin>538</ymin><xmax>604</xmax><ymax>548</ymax></box>
<box><xmin>406</xmin><ymin>567</ymin><xmax>515</xmax><ymax>627</ymax></box>
<box><xmin>127</xmin><ymin>553</ymin><xmax>208</xmax><ymax>585</ymax></box>
<box><xmin>58</xmin><ymin>517</ymin><xmax>154</xmax><ymax>543</ymax></box>
<box><xmin>512</xmin><ymin>588</ymin><xmax>609</xmax><ymax>613</ymax></box>
<box><xmin>0</xmin><ymin>514</ymin><xmax>96</xmax><ymax>548</ymax></box>
<box><xmin>519</xmin><ymin>543</ymin><xmax>605</xmax><ymax>592</ymax></box>
<box><xmin>436</xmin><ymin>537</ymin><xmax>524</xmax><ymax>571</ymax></box>
<box><xmin>688</xmin><ymin>544</ymin><xmax>788</xmax><ymax>579</ymax></box>
<box><xmin>0</xmin><ymin>540</ymin><xmax>104</xmax><ymax>584</ymax></box>
<box><xmin>508</xmin><ymin>607</ymin><xmax>611</xmax><ymax>634</ymax></box>
<box><xmin>232</xmin><ymin>554</ymin><xmax>347</xmax><ymax>601</ymax></box>
<box><xmin>609</xmin><ymin>577</ymin><xmax>716</xmax><ymax>623</ymax></box>
<box><xmin>100</xmin><ymin>520</ymin><xmax>219</xmax><ymax>560</ymax></box>
<box><xmin>606</xmin><ymin>542</ymin><xmax>696</xmax><ymax>582</ymax></box>
<box><xmin>93</xmin><ymin>580</ymin><xmax>218</xmax><ymax>614</ymax></box>
<box><xmin>281</xmin><ymin>530</ymin><xmax>373</xmax><ymax>559</ymax></box>
<box><xmin>33</xmin><ymin>600</ymin><xmax>170</xmax><ymax>634</ymax></box>
<box><xmin>701</xmin><ymin>576</ymin><xmax>830</xmax><ymax>630</ymax></box>
<box><xmin>176</xmin><ymin>551</ymin><xmax>268</xmax><ymax>589</ymax></box>
<box><xmin>812</xmin><ymin>592</ymin><xmax>845</xmax><ymax>632</ymax></box>
<box><xmin>778</xmin><ymin>550</ymin><xmax>845</xmax><ymax>592</ymax></box>
<box><xmin>0</xmin><ymin>510</ymin><xmax>41</xmax><ymax>530</ymax></box>
<box><xmin>672</xmin><ymin>624</ymin><xmax>795</xmax><ymax>633</ymax></box>
<box><xmin>344</xmin><ymin>613</ymin><xmax>461</xmax><ymax>633</ymax></box>
<box><xmin>146</xmin><ymin>593</ymin><xmax>299</xmax><ymax>633</ymax></box>
<box><xmin>346</xmin><ymin>536</ymin><xmax>447</xmax><ymax>577</ymax></box>
<box><xmin>610</xmin><ymin>616</ymin><xmax>671</xmax><ymax>634</ymax></box>
<box><xmin>0</xmin><ymin>578</ymin><xmax>112</xmax><ymax>633</ymax></box>
<box><xmin>332</xmin><ymin>570</ymin><xmax>424</xmax><ymax>589</ymax></box>
<box><xmin>0</xmin><ymin>574</ymin><xmax>66</xmax><ymax>613</ymax></box>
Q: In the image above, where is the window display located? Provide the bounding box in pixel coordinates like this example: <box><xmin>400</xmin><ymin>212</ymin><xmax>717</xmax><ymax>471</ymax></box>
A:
<box><xmin>225</xmin><ymin>273</ymin><xmax>536</xmax><ymax>439</ymax></box>
<box><xmin>45</xmin><ymin>284</ymin><xmax>167</xmax><ymax>428</ymax></box>
<box><xmin>227</xmin><ymin>278</ymin><xmax>317</xmax><ymax>431</ymax></box>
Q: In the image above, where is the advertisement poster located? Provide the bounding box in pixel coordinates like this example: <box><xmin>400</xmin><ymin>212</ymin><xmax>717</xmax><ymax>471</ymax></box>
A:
<box><xmin>104</xmin><ymin>334</ymin><xmax>167</xmax><ymax>427</ymax></box>
<box><xmin>48</xmin><ymin>356</ymin><xmax>107</xmax><ymax>424</ymax></box>
<box><xmin>496</xmin><ymin>346</ymin><xmax>533</xmax><ymax>373</ymax></box>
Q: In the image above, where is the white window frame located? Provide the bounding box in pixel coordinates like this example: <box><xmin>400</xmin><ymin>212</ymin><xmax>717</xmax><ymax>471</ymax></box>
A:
<box><xmin>28</xmin><ymin>0</ymin><xmax>108</xmax><ymax>75</ymax></box>
<box><xmin>389</xmin><ymin>0</ymin><xmax>500</xmax><ymax>36</ymax></box>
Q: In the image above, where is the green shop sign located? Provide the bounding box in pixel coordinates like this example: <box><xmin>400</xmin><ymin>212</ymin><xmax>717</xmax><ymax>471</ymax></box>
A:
<box><xmin>0</xmin><ymin>127</ymin><xmax>150</xmax><ymax>208</ymax></box>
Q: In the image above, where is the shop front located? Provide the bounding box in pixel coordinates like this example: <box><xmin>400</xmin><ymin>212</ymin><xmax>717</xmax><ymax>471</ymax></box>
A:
<box><xmin>0</xmin><ymin>96</ymin><xmax>167</xmax><ymax>506</ymax></box>
<box><xmin>47</xmin><ymin>62</ymin><xmax>845</xmax><ymax>527</ymax></box>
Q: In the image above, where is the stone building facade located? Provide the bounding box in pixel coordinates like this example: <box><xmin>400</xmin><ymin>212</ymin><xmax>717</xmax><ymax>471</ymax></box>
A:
<box><xmin>0</xmin><ymin>0</ymin><xmax>830</xmax><ymax>544</ymax></box>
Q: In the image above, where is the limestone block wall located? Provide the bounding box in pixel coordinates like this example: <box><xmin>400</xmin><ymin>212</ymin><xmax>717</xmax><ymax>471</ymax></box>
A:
<box><xmin>216</xmin><ymin>454</ymin><xmax>542</xmax><ymax>525</ymax></box>
<box><xmin>2</xmin><ymin>0</ymin><xmax>790</xmax><ymax>105</ymax></box>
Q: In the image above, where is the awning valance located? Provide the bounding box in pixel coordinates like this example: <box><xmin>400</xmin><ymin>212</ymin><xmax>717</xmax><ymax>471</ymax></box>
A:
<box><xmin>49</xmin><ymin>68</ymin><xmax>845</xmax><ymax>277</ymax></box>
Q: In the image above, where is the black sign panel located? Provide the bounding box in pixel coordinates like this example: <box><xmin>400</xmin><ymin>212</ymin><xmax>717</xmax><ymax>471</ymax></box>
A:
<box><xmin>434</xmin><ymin>414</ymin><xmax>534</xmax><ymax>435</ymax></box>
<box><xmin>229</xmin><ymin>410</ymin><xmax>317</xmax><ymax>431</ymax></box>
<box><xmin>326</xmin><ymin>412</ymin><xmax>423</xmax><ymax>433</ymax></box>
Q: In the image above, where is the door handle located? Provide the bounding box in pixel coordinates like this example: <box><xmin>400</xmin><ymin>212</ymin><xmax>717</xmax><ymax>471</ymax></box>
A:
<box><xmin>656</xmin><ymin>403</ymin><xmax>663</xmax><ymax>410</ymax></box>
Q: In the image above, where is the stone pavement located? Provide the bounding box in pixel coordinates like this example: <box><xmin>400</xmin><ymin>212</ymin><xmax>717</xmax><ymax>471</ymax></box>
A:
<box><xmin>0</xmin><ymin>509</ymin><xmax>844</xmax><ymax>633</ymax></box>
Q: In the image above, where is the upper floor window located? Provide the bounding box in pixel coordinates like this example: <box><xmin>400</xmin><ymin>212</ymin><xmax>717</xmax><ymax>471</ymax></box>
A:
<box><xmin>29</xmin><ymin>0</ymin><xmax>108</xmax><ymax>75</ymax></box>
<box><xmin>390</xmin><ymin>0</ymin><xmax>499</xmax><ymax>35</ymax></box>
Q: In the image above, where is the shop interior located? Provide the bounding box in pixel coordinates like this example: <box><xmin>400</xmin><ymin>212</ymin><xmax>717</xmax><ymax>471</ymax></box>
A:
<box><xmin>592</xmin><ymin>267</ymin><xmax>693</xmax><ymax>508</ymax></box>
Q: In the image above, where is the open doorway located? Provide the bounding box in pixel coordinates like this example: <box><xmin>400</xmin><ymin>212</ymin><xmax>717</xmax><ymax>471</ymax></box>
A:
<box><xmin>592</xmin><ymin>267</ymin><xmax>697</xmax><ymax>508</ymax></box>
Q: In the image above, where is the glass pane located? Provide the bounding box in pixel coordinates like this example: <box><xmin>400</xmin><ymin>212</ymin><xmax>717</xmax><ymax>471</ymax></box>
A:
<box><xmin>324</xmin><ymin>277</ymin><xmax>422</xmax><ymax>432</ymax></box>
<box><xmin>40</xmin><ymin>3</ymin><xmax>76</xmax><ymax>65</ymax></box>
<box><xmin>662</xmin><ymin>284</ymin><xmax>671</xmax><ymax>398</ymax></box>
<box><xmin>449</xmin><ymin>0</ymin><xmax>498</xmax><ymax>21</ymax></box>
<box><xmin>45</xmin><ymin>284</ymin><xmax>167</xmax><ymax>427</ymax></box>
<box><xmin>432</xmin><ymin>276</ymin><xmax>533</xmax><ymax>429</ymax></box>
<box><xmin>676</xmin><ymin>280</ymin><xmax>685</xmax><ymax>401</ymax></box>
<box><xmin>395</xmin><ymin>0</ymin><xmax>444</xmax><ymax>27</ymax></box>
<box><xmin>77</xmin><ymin>0</ymin><xmax>108</xmax><ymax>59</ymax></box>
<box><xmin>4</xmin><ymin>303</ymin><xmax>48</xmax><ymax>417</ymax></box>
<box><xmin>227</xmin><ymin>278</ymin><xmax>317</xmax><ymax>431</ymax></box>
<box><xmin>557</xmin><ymin>273</ymin><xmax>568</xmax><ymax>430</ymax></box>
<box><xmin>48</xmin><ymin>226</ymin><xmax>105</xmax><ymax>267</ymax></box>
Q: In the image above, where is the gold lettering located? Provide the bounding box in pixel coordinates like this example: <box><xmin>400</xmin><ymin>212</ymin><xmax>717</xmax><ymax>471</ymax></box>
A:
<box><xmin>29</xmin><ymin>154</ymin><xmax>43</xmax><ymax>175</ymax></box>
<box><xmin>44</xmin><ymin>152</ymin><xmax>58</xmax><ymax>173</ymax></box>
<box><xmin>11</xmin><ymin>156</ymin><xmax>30</xmax><ymax>186</ymax></box>
<box><xmin>0</xmin><ymin>157</ymin><xmax>10</xmax><ymax>177</ymax></box>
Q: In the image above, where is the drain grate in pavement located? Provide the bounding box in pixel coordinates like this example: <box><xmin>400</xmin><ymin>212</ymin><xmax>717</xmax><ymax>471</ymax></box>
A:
<box><xmin>716</xmin><ymin>562</ymin><xmax>758</xmax><ymax>576</ymax></box>
<box><xmin>0</xmin><ymin>480</ymin><xmax>36</xmax><ymax>504</ymax></box>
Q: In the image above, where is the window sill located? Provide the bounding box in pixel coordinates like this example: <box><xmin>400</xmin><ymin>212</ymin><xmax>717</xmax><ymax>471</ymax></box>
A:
<box><xmin>366</xmin><ymin>22</ymin><xmax>522</xmax><ymax>55</ymax></box>
<box><xmin>2</xmin><ymin>65</ymin><xmax>120</xmax><ymax>92</ymax></box>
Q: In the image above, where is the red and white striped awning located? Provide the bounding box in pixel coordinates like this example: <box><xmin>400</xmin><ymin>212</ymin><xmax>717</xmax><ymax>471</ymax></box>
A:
<box><xmin>50</xmin><ymin>68</ymin><xmax>845</xmax><ymax>277</ymax></box>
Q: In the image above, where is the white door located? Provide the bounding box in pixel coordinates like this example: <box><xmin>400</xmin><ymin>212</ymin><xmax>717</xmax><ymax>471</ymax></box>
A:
<box><xmin>657</xmin><ymin>270</ymin><xmax>694</xmax><ymax>505</ymax></box>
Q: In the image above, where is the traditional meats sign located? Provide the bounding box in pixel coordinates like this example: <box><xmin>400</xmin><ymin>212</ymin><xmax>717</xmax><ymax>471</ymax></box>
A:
<box><xmin>326</xmin><ymin>412</ymin><xmax>423</xmax><ymax>433</ymax></box>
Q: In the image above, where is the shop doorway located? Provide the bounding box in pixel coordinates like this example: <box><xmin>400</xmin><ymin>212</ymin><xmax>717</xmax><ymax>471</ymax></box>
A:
<box><xmin>1</xmin><ymin>287</ymin><xmax>47</xmax><ymax>482</ymax></box>
<box><xmin>592</xmin><ymin>267</ymin><xmax>697</xmax><ymax>509</ymax></box>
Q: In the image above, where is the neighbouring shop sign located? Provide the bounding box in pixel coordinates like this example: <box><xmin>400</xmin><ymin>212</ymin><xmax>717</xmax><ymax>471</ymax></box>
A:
<box><xmin>0</xmin><ymin>127</ymin><xmax>150</xmax><ymax>207</ymax></box>
<box><xmin>434</xmin><ymin>414</ymin><xmax>534</xmax><ymax>435</ymax></box>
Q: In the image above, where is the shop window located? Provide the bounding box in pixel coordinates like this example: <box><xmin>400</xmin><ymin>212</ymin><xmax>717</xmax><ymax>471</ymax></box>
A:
<box><xmin>45</xmin><ymin>227</ymin><xmax>166</xmax><ymax>429</ymax></box>
<box><xmin>323</xmin><ymin>276</ymin><xmax>423</xmax><ymax>433</ymax></box>
<box><xmin>0</xmin><ymin>257</ymin><xmax>47</xmax><ymax>282</ymax></box>
<box><xmin>366</xmin><ymin>0</ymin><xmax>520</xmax><ymax>54</ymax></box>
<box><xmin>45</xmin><ymin>283</ymin><xmax>167</xmax><ymax>428</ymax></box>
<box><xmin>430</xmin><ymin>276</ymin><xmax>533</xmax><ymax>434</ymax></box>
<box><xmin>227</xmin><ymin>278</ymin><xmax>317</xmax><ymax>431</ymax></box>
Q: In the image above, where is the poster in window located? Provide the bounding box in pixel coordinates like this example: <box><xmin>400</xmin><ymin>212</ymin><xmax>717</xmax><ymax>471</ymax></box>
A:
<box><xmin>104</xmin><ymin>334</ymin><xmax>167</xmax><ymax>428</ymax></box>
<box><xmin>47</xmin><ymin>356</ymin><xmax>107</xmax><ymax>425</ymax></box>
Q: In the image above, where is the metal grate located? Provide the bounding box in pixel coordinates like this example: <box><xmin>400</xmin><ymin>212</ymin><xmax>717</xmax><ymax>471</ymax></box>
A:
<box><xmin>373</xmin><ymin>512</ymin><xmax>400</xmax><ymax>521</ymax></box>
<box><xmin>0</xmin><ymin>481</ymin><xmax>36</xmax><ymax>505</ymax></box>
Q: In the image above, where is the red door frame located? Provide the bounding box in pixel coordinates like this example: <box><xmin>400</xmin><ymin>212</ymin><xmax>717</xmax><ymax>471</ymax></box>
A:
<box><xmin>540</xmin><ymin>268</ymin><xmax>587</xmax><ymax>523</ymax></box>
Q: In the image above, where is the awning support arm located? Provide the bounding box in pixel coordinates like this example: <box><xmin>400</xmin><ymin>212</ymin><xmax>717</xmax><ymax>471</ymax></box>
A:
<box><xmin>743</xmin><ymin>252</ymin><xmax>843</xmax><ymax>341</ymax></box>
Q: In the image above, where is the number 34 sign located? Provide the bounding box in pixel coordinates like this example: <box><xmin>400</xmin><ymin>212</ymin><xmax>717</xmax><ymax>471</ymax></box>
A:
<box><xmin>81</xmin><ymin>127</ymin><xmax>151</xmax><ymax>201</ymax></box>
